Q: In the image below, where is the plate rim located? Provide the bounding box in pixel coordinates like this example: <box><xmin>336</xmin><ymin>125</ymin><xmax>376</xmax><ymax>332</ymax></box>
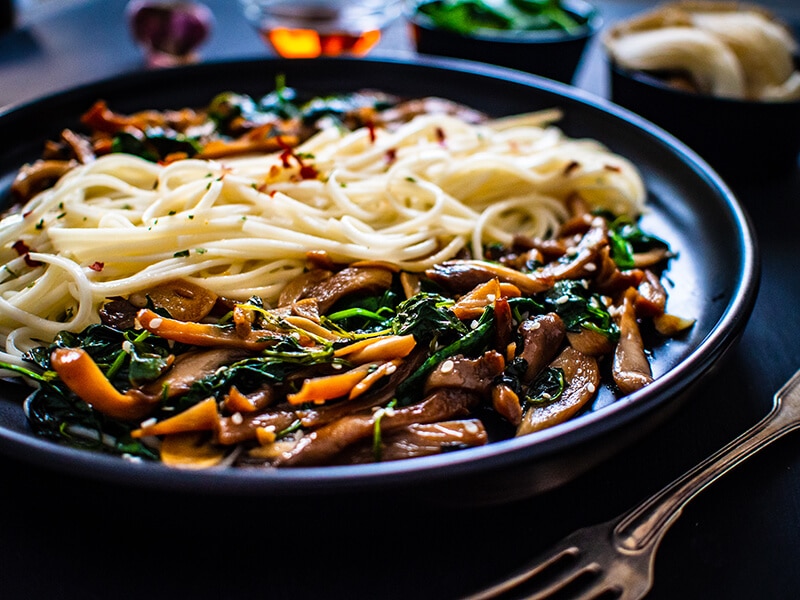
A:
<box><xmin>0</xmin><ymin>54</ymin><xmax>760</xmax><ymax>497</ymax></box>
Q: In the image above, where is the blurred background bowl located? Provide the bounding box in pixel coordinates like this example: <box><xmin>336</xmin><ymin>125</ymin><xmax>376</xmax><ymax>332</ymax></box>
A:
<box><xmin>407</xmin><ymin>0</ymin><xmax>601</xmax><ymax>84</ymax></box>
<box><xmin>609</xmin><ymin>61</ymin><xmax>800</xmax><ymax>182</ymax></box>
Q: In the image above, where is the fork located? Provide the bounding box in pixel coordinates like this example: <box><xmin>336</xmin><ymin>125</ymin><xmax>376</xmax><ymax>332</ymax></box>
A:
<box><xmin>464</xmin><ymin>367</ymin><xmax>800</xmax><ymax>600</ymax></box>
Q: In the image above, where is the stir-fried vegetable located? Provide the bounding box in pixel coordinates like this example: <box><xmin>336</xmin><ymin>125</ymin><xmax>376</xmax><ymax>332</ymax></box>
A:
<box><xmin>9</xmin><ymin>205</ymin><xmax>693</xmax><ymax>468</ymax></box>
<box><xmin>3</xmin><ymin>87</ymin><xmax>693</xmax><ymax>469</ymax></box>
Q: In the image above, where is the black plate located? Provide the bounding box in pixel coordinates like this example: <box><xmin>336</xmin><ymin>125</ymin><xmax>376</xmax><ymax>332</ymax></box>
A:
<box><xmin>0</xmin><ymin>56</ymin><xmax>759</xmax><ymax>505</ymax></box>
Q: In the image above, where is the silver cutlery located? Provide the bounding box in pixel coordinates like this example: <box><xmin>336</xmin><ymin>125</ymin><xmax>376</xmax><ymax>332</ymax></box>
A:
<box><xmin>465</xmin><ymin>367</ymin><xmax>800</xmax><ymax>600</ymax></box>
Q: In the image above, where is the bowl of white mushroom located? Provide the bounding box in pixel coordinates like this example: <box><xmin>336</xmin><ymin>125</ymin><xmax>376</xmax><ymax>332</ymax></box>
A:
<box><xmin>603</xmin><ymin>1</ymin><xmax>800</xmax><ymax>181</ymax></box>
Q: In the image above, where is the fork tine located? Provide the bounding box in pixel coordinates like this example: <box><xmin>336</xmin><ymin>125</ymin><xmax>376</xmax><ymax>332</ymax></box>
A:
<box><xmin>523</xmin><ymin>560</ymin><xmax>603</xmax><ymax>600</ymax></box>
<box><xmin>463</xmin><ymin>544</ymin><xmax>607</xmax><ymax>600</ymax></box>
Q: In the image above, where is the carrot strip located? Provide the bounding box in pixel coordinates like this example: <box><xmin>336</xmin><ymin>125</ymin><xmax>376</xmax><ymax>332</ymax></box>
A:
<box><xmin>136</xmin><ymin>308</ymin><xmax>279</xmax><ymax>351</ymax></box>
<box><xmin>286</xmin><ymin>363</ymin><xmax>377</xmax><ymax>406</ymax></box>
<box><xmin>50</xmin><ymin>347</ymin><xmax>157</xmax><ymax>420</ymax></box>
<box><xmin>223</xmin><ymin>386</ymin><xmax>258</xmax><ymax>414</ymax></box>
<box><xmin>131</xmin><ymin>397</ymin><xmax>219</xmax><ymax>438</ymax></box>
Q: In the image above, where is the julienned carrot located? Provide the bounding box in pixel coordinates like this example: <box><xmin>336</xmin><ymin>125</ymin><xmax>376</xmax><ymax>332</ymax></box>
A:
<box><xmin>136</xmin><ymin>308</ymin><xmax>279</xmax><ymax>350</ymax></box>
<box><xmin>333</xmin><ymin>334</ymin><xmax>416</xmax><ymax>364</ymax></box>
<box><xmin>286</xmin><ymin>363</ymin><xmax>377</xmax><ymax>406</ymax></box>
<box><xmin>50</xmin><ymin>347</ymin><xmax>159</xmax><ymax>420</ymax></box>
<box><xmin>131</xmin><ymin>397</ymin><xmax>219</xmax><ymax>438</ymax></box>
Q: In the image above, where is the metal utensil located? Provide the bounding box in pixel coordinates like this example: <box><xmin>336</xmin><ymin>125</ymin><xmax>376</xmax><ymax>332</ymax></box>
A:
<box><xmin>464</xmin><ymin>368</ymin><xmax>800</xmax><ymax>600</ymax></box>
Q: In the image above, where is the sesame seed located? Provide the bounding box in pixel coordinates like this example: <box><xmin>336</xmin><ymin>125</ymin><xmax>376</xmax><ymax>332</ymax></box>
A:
<box><xmin>232</xmin><ymin>412</ymin><xmax>243</xmax><ymax>425</ymax></box>
<box><xmin>585</xmin><ymin>263</ymin><xmax>597</xmax><ymax>272</ymax></box>
<box><xmin>470</xmin><ymin>320</ymin><xmax>479</xmax><ymax>329</ymax></box>
<box><xmin>465</xmin><ymin>421</ymin><xmax>479</xmax><ymax>434</ymax></box>
<box><xmin>440</xmin><ymin>359</ymin><xmax>455</xmax><ymax>374</ymax></box>
<box><xmin>542</xmin><ymin>393</ymin><xmax>552</xmax><ymax>400</ymax></box>
<box><xmin>149</xmin><ymin>317</ymin><xmax>162</xmax><ymax>329</ymax></box>
<box><xmin>140</xmin><ymin>417</ymin><xmax>157</xmax><ymax>428</ymax></box>
<box><xmin>587</xmin><ymin>383</ymin><xmax>596</xmax><ymax>393</ymax></box>
<box><xmin>556</xmin><ymin>296</ymin><xmax>569</xmax><ymax>305</ymax></box>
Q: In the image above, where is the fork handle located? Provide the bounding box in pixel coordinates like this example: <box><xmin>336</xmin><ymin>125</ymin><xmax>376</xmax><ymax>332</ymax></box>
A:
<box><xmin>613</xmin><ymin>368</ymin><xmax>800</xmax><ymax>553</ymax></box>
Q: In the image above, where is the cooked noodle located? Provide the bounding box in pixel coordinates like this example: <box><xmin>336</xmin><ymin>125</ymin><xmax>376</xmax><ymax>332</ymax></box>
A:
<box><xmin>0</xmin><ymin>111</ymin><xmax>645</xmax><ymax>368</ymax></box>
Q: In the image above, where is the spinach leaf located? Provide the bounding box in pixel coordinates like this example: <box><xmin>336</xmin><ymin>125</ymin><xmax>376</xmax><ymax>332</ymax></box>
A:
<box><xmin>524</xmin><ymin>366</ymin><xmax>566</xmax><ymax>406</ymax></box>
<box><xmin>545</xmin><ymin>280</ymin><xmax>618</xmax><ymax>340</ymax></box>
<box><xmin>396</xmin><ymin>305</ymin><xmax>495</xmax><ymax>404</ymax></box>
<box><xmin>608</xmin><ymin>216</ymin><xmax>669</xmax><ymax>269</ymax></box>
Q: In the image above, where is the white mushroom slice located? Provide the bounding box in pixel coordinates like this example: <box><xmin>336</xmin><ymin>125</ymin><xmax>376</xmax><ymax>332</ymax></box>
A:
<box><xmin>606</xmin><ymin>26</ymin><xmax>746</xmax><ymax>98</ymax></box>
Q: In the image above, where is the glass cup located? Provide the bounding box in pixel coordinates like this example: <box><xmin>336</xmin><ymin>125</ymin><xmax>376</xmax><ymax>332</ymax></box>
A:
<box><xmin>240</xmin><ymin>0</ymin><xmax>403</xmax><ymax>58</ymax></box>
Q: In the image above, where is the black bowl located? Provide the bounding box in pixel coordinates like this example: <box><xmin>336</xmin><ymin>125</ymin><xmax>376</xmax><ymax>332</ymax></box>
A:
<box><xmin>609</xmin><ymin>61</ymin><xmax>800</xmax><ymax>182</ymax></box>
<box><xmin>408</xmin><ymin>0</ymin><xmax>601</xmax><ymax>83</ymax></box>
<box><xmin>0</xmin><ymin>55</ymin><xmax>758</xmax><ymax>507</ymax></box>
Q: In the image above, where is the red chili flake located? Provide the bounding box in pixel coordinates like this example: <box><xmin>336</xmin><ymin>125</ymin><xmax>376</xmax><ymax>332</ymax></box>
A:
<box><xmin>366</xmin><ymin>120</ymin><xmax>376</xmax><ymax>143</ymax></box>
<box><xmin>563</xmin><ymin>160</ymin><xmax>580</xmax><ymax>175</ymax></box>
<box><xmin>89</xmin><ymin>261</ymin><xmax>105</xmax><ymax>272</ymax></box>
<box><xmin>279</xmin><ymin>147</ymin><xmax>293</xmax><ymax>168</ymax></box>
<box><xmin>604</xmin><ymin>164</ymin><xmax>622</xmax><ymax>172</ymax></box>
<box><xmin>12</xmin><ymin>240</ymin><xmax>31</xmax><ymax>255</ymax></box>
<box><xmin>435</xmin><ymin>127</ymin><xmax>446</xmax><ymax>144</ymax></box>
<box><xmin>385</xmin><ymin>148</ymin><xmax>397</xmax><ymax>164</ymax></box>
<box><xmin>12</xmin><ymin>240</ymin><xmax>42</xmax><ymax>267</ymax></box>
<box><xmin>276</xmin><ymin>136</ymin><xmax>318</xmax><ymax>180</ymax></box>
<box><xmin>299</xmin><ymin>164</ymin><xmax>318</xmax><ymax>180</ymax></box>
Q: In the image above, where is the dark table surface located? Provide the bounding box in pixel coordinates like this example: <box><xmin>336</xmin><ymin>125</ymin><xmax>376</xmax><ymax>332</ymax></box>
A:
<box><xmin>2</xmin><ymin>1</ymin><xmax>800</xmax><ymax>599</ymax></box>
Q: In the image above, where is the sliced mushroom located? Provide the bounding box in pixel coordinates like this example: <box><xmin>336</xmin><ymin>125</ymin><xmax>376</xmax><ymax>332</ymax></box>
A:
<box><xmin>137</xmin><ymin>348</ymin><xmax>251</xmax><ymax>400</ymax></box>
<box><xmin>274</xmin><ymin>388</ymin><xmax>480</xmax><ymax>467</ymax></box>
<box><xmin>60</xmin><ymin>128</ymin><xmax>96</xmax><ymax>164</ymax></box>
<box><xmin>424</xmin><ymin>350</ymin><xmax>506</xmax><ymax>397</ymax></box>
<box><xmin>517</xmin><ymin>346</ymin><xmax>600</xmax><ymax>436</ymax></box>
<box><xmin>613</xmin><ymin>287</ymin><xmax>654</xmax><ymax>394</ymax></box>
<box><xmin>593</xmin><ymin>246</ymin><xmax>645</xmax><ymax>295</ymax></box>
<box><xmin>426</xmin><ymin>259</ymin><xmax>554</xmax><ymax>296</ymax></box>
<box><xmin>278</xmin><ymin>268</ymin><xmax>333</xmax><ymax>307</ymax></box>
<box><xmin>303</xmin><ymin>265</ymin><xmax>395</xmax><ymax>313</ymax></box>
<box><xmin>216</xmin><ymin>409</ymin><xmax>299</xmax><ymax>446</ymax></box>
<box><xmin>566</xmin><ymin>328</ymin><xmax>615</xmax><ymax>357</ymax></box>
<box><xmin>635</xmin><ymin>269</ymin><xmax>667</xmax><ymax>317</ymax></box>
<box><xmin>11</xmin><ymin>159</ymin><xmax>78</xmax><ymax>202</ymax></box>
<box><xmin>337</xmin><ymin>419</ymin><xmax>488</xmax><ymax>463</ymax></box>
<box><xmin>129</xmin><ymin>279</ymin><xmax>218</xmax><ymax>322</ymax></box>
<box><xmin>492</xmin><ymin>384</ymin><xmax>523</xmax><ymax>426</ymax></box>
<box><xmin>517</xmin><ymin>313</ymin><xmax>566</xmax><ymax>383</ymax></box>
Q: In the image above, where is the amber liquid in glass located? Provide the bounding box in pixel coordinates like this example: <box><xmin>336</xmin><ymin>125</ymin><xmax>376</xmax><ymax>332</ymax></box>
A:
<box><xmin>262</xmin><ymin>27</ymin><xmax>381</xmax><ymax>58</ymax></box>
<box><xmin>255</xmin><ymin>3</ymin><xmax>386</xmax><ymax>58</ymax></box>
